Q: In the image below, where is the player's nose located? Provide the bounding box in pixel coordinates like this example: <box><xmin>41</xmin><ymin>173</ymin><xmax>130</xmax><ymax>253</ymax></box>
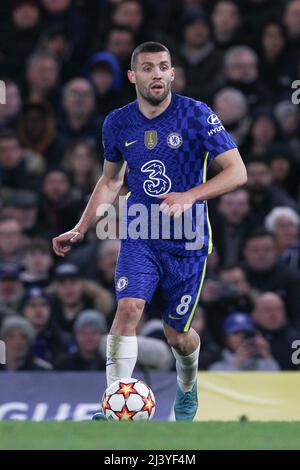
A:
<box><xmin>152</xmin><ymin>66</ymin><xmax>162</xmax><ymax>78</ymax></box>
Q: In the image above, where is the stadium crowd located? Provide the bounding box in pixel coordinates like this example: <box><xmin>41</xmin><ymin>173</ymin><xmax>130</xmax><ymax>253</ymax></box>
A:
<box><xmin>0</xmin><ymin>0</ymin><xmax>300</xmax><ymax>372</ymax></box>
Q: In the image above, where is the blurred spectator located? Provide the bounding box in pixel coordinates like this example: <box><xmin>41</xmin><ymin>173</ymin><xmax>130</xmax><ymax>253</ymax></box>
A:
<box><xmin>111</xmin><ymin>0</ymin><xmax>148</xmax><ymax>43</ymax></box>
<box><xmin>63</xmin><ymin>140</ymin><xmax>101</xmax><ymax>198</ymax></box>
<box><xmin>0</xmin><ymin>0</ymin><xmax>42</xmax><ymax>78</ymax></box>
<box><xmin>265</xmin><ymin>207</ymin><xmax>300</xmax><ymax>271</ymax></box>
<box><xmin>85</xmin><ymin>52</ymin><xmax>124</xmax><ymax>115</ymax></box>
<box><xmin>258</xmin><ymin>21</ymin><xmax>294</xmax><ymax>100</ymax></box>
<box><xmin>252</xmin><ymin>292</ymin><xmax>300</xmax><ymax>370</ymax></box>
<box><xmin>41</xmin><ymin>0</ymin><xmax>89</xmax><ymax>65</ymax></box>
<box><xmin>106</xmin><ymin>26</ymin><xmax>136</xmax><ymax>68</ymax></box>
<box><xmin>20</xmin><ymin>238</ymin><xmax>54</xmax><ymax>288</ymax></box>
<box><xmin>284</xmin><ymin>0</ymin><xmax>300</xmax><ymax>46</ymax></box>
<box><xmin>246</xmin><ymin>159</ymin><xmax>298</xmax><ymax>226</ymax></box>
<box><xmin>203</xmin><ymin>265</ymin><xmax>254</xmax><ymax>344</ymax></box>
<box><xmin>38</xmin><ymin>169</ymin><xmax>83</xmax><ymax>240</ymax></box>
<box><xmin>0</xmin><ymin>129</ymin><xmax>44</xmax><ymax>191</ymax></box>
<box><xmin>211</xmin><ymin>0</ymin><xmax>243</xmax><ymax>50</ymax></box>
<box><xmin>55</xmin><ymin>309</ymin><xmax>107</xmax><ymax>371</ymax></box>
<box><xmin>37</xmin><ymin>26</ymin><xmax>78</xmax><ymax>82</ymax></box>
<box><xmin>178</xmin><ymin>11</ymin><xmax>223</xmax><ymax>102</ymax></box>
<box><xmin>274</xmin><ymin>101</ymin><xmax>300</xmax><ymax>158</ymax></box>
<box><xmin>0</xmin><ymin>80</ymin><xmax>22</xmax><ymax>129</ymax></box>
<box><xmin>57</xmin><ymin>78</ymin><xmax>101</xmax><ymax>143</ymax></box>
<box><xmin>21</xmin><ymin>286</ymin><xmax>67</xmax><ymax>364</ymax></box>
<box><xmin>49</xmin><ymin>263</ymin><xmax>113</xmax><ymax>334</ymax></box>
<box><xmin>209</xmin><ymin>312</ymin><xmax>280</xmax><ymax>371</ymax></box>
<box><xmin>0</xmin><ymin>262</ymin><xmax>24</xmax><ymax>314</ymax></box>
<box><xmin>241</xmin><ymin>0</ymin><xmax>283</xmax><ymax>44</ymax></box>
<box><xmin>0</xmin><ymin>315</ymin><xmax>52</xmax><ymax>371</ymax></box>
<box><xmin>25</xmin><ymin>52</ymin><xmax>60</xmax><ymax>106</ymax></box>
<box><xmin>0</xmin><ymin>217</ymin><xmax>23</xmax><ymax>263</ymax></box>
<box><xmin>243</xmin><ymin>108</ymin><xmax>281</xmax><ymax>158</ymax></box>
<box><xmin>242</xmin><ymin>229</ymin><xmax>300</xmax><ymax>328</ymax></box>
<box><xmin>213</xmin><ymin>87</ymin><xmax>250</xmax><ymax>147</ymax></box>
<box><xmin>4</xmin><ymin>190</ymin><xmax>40</xmax><ymax>238</ymax></box>
<box><xmin>17</xmin><ymin>100</ymin><xmax>68</xmax><ymax>169</ymax></box>
<box><xmin>223</xmin><ymin>46</ymin><xmax>272</xmax><ymax>109</ymax></box>
<box><xmin>171</xmin><ymin>63</ymin><xmax>187</xmax><ymax>95</ymax></box>
<box><xmin>96</xmin><ymin>239</ymin><xmax>121</xmax><ymax>293</ymax></box>
<box><xmin>267</xmin><ymin>144</ymin><xmax>300</xmax><ymax>200</ymax></box>
<box><xmin>212</xmin><ymin>189</ymin><xmax>255</xmax><ymax>266</ymax></box>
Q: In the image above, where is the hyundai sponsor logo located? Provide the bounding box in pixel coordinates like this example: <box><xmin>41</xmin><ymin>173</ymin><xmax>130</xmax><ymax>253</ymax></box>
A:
<box><xmin>207</xmin><ymin>113</ymin><xmax>221</xmax><ymax>125</ymax></box>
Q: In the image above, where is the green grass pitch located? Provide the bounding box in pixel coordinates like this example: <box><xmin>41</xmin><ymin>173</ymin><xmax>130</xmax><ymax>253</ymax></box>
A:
<box><xmin>0</xmin><ymin>422</ymin><xmax>299</xmax><ymax>450</ymax></box>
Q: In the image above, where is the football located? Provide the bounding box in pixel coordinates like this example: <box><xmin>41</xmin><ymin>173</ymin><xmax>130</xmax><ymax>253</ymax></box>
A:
<box><xmin>102</xmin><ymin>378</ymin><xmax>156</xmax><ymax>421</ymax></box>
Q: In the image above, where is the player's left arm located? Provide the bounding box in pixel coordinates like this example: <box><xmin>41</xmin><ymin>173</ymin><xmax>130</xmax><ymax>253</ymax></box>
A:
<box><xmin>159</xmin><ymin>148</ymin><xmax>247</xmax><ymax>217</ymax></box>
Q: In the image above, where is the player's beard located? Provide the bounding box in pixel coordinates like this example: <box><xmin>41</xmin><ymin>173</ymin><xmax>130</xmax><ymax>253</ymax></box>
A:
<box><xmin>136</xmin><ymin>80</ymin><xmax>172</xmax><ymax>106</ymax></box>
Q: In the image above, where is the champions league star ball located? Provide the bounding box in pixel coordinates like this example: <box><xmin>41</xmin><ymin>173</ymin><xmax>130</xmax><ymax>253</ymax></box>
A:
<box><xmin>102</xmin><ymin>378</ymin><xmax>156</xmax><ymax>421</ymax></box>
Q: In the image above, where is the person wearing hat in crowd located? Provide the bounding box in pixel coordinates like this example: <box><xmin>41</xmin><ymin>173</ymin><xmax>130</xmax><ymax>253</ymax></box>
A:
<box><xmin>20</xmin><ymin>238</ymin><xmax>54</xmax><ymax>289</ymax></box>
<box><xmin>209</xmin><ymin>312</ymin><xmax>279</xmax><ymax>371</ymax></box>
<box><xmin>0</xmin><ymin>262</ymin><xmax>24</xmax><ymax>319</ymax></box>
<box><xmin>0</xmin><ymin>315</ymin><xmax>52</xmax><ymax>371</ymax></box>
<box><xmin>20</xmin><ymin>286</ymin><xmax>67</xmax><ymax>364</ymax></box>
<box><xmin>48</xmin><ymin>263</ymin><xmax>114</xmax><ymax>335</ymax></box>
<box><xmin>55</xmin><ymin>309</ymin><xmax>108</xmax><ymax>371</ymax></box>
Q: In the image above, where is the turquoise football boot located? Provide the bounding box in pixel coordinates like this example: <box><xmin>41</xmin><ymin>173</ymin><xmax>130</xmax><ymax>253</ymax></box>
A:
<box><xmin>174</xmin><ymin>383</ymin><xmax>198</xmax><ymax>421</ymax></box>
<box><xmin>92</xmin><ymin>408</ymin><xmax>106</xmax><ymax>421</ymax></box>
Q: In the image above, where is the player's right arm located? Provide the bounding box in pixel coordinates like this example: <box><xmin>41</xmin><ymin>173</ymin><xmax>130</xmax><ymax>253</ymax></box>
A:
<box><xmin>52</xmin><ymin>159</ymin><xmax>126</xmax><ymax>257</ymax></box>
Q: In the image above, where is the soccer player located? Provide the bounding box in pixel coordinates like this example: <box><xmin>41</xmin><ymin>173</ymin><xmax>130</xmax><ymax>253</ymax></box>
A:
<box><xmin>53</xmin><ymin>42</ymin><xmax>247</xmax><ymax>421</ymax></box>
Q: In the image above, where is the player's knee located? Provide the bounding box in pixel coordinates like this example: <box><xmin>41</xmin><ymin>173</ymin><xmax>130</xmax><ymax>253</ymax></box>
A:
<box><xmin>115</xmin><ymin>298</ymin><xmax>145</xmax><ymax>327</ymax></box>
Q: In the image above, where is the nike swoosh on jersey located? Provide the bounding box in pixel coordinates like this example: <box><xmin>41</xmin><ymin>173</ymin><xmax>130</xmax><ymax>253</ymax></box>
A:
<box><xmin>168</xmin><ymin>315</ymin><xmax>183</xmax><ymax>320</ymax></box>
<box><xmin>125</xmin><ymin>140</ymin><xmax>138</xmax><ymax>147</ymax></box>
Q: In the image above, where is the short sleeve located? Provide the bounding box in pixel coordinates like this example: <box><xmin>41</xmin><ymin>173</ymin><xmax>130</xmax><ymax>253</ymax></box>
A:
<box><xmin>102</xmin><ymin>113</ymin><xmax>123</xmax><ymax>163</ymax></box>
<box><xmin>195</xmin><ymin>102</ymin><xmax>237</xmax><ymax>159</ymax></box>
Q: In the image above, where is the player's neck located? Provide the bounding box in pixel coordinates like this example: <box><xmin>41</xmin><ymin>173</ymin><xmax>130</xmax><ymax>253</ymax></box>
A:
<box><xmin>137</xmin><ymin>92</ymin><xmax>172</xmax><ymax>119</ymax></box>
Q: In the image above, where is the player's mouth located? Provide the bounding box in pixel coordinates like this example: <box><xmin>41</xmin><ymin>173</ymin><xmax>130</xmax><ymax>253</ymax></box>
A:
<box><xmin>150</xmin><ymin>82</ymin><xmax>164</xmax><ymax>92</ymax></box>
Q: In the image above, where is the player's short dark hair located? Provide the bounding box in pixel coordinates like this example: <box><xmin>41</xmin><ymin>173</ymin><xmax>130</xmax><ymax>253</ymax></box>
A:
<box><xmin>130</xmin><ymin>42</ymin><xmax>171</xmax><ymax>70</ymax></box>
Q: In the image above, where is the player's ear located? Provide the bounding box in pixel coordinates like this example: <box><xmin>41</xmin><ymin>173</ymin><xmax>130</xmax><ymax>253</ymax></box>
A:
<box><xmin>128</xmin><ymin>70</ymin><xmax>136</xmax><ymax>84</ymax></box>
<box><xmin>171</xmin><ymin>67</ymin><xmax>175</xmax><ymax>82</ymax></box>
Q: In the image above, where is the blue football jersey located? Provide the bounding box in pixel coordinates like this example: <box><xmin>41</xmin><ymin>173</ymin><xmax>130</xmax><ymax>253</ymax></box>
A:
<box><xmin>102</xmin><ymin>93</ymin><xmax>237</xmax><ymax>256</ymax></box>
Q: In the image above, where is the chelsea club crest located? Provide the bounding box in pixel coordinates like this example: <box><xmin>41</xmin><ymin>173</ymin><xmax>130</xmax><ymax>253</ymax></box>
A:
<box><xmin>167</xmin><ymin>132</ymin><xmax>183</xmax><ymax>149</ymax></box>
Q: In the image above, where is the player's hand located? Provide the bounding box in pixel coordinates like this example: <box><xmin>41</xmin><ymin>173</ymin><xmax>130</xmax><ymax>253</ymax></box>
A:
<box><xmin>52</xmin><ymin>229</ymin><xmax>84</xmax><ymax>257</ymax></box>
<box><xmin>157</xmin><ymin>191</ymin><xmax>196</xmax><ymax>218</ymax></box>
